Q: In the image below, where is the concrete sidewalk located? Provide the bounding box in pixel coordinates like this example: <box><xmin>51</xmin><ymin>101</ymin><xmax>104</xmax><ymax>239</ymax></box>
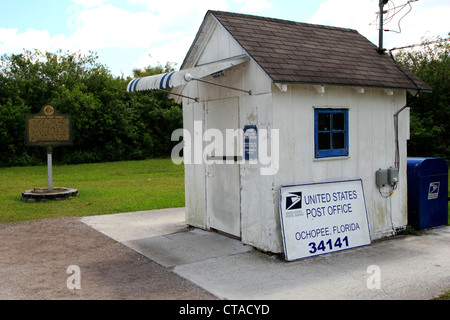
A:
<box><xmin>81</xmin><ymin>208</ymin><xmax>450</xmax><ymax>300</ymax></box>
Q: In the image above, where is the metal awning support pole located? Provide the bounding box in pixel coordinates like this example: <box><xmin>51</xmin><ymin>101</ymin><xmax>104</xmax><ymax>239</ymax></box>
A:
<box><xmin>192</xmin><ymin>78</ymin><xmax>252</xmax><ymax>95</ymax></box>
<box><xmin>157</xmin><ymin>89</ymin><xmax>199</xmax><ymax>102</ymax></box>
<box><xmin>47</xmin><ymin>146</ymin><xmax>53</xmax><ymax>192</ymax></box>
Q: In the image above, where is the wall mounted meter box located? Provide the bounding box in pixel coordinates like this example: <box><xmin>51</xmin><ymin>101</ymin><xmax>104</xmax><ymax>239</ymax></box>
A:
<box><xmin>388</xmin><ymin>167</ymin><xmax>399</xmax><ymax>185</ymax></box>
<box><xmin>376</xmin><ymin>167</ymin><xmax>399</xmax><ymax>188</ymax></box>
<box><xmin>407</xmin><ymin>157</ymin><xmax>448</xmax><ymax>230</ymax></box>
<box><xmin>376</xmin><ymin>169</ymin><xmax>388</xmax><ymax>187</ymax></box>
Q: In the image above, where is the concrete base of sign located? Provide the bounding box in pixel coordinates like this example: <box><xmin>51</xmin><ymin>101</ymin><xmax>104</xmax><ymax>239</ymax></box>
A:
<box><xmin>21</xmin><ymin>187</ymin><xmax>78</xmax><ymax>202</ymax></box>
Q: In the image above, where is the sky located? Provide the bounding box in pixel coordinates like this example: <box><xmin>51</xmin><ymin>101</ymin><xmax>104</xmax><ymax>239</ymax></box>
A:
<box><xmin>0</xmin><ymin>0</ymin><xmax>448</xmax><ymax>77</ymax></box>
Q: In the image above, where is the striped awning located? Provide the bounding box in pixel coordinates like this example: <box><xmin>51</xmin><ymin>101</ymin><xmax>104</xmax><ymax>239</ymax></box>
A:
<box><xmin>127</xmin><ymin>55</ymin><xmax>248</xmax><ymax>93</ymax></box>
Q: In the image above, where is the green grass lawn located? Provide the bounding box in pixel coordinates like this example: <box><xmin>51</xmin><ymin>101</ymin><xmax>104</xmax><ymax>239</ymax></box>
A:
<box><xmin>0</xmin><ymin>158</ymin><xmax>185</xmax><ymax>223</ymax></box>
<box><xmin>1</xmin><ymin>160</ymin><xmax>448</xmax><ymax>224</ymax></box>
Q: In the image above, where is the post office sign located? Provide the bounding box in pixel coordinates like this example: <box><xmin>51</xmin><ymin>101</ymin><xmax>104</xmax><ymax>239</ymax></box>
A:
<box><xmin>280</xmin><ymin>179</ymin><xmax>371</xmax><ymax>261</ymax></box>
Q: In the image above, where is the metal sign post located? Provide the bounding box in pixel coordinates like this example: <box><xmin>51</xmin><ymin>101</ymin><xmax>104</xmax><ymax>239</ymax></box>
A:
<box><xmin>47</xmin><ymin>146</ymin><xmax>53</xmax><ymax>192</ymax></box>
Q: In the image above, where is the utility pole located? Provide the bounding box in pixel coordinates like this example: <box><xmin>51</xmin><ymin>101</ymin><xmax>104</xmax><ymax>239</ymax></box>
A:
<box><xmin>378</xmin><ymin>0</ymin><xmax>389</xmax><ymax>52</ymax></box>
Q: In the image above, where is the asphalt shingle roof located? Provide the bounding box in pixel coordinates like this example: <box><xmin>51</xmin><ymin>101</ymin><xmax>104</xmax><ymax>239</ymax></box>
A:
<box><xmin>209</xmin><ymin>11</ymin><xmax>431</xmax><ymax>92</ymax></box>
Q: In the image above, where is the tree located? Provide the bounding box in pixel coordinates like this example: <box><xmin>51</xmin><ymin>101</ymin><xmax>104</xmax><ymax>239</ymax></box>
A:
<box><xmin>394</xmin><ymin>36</ymin><xmax>450</xmax><ymax>161</ymax></box>
<box><xmin>0</xmin><ymin>50</ymin><xmax>182</xmax><ymax>166</ymax></box>
<box><xmin>132</xmin><ymin>61</ymin><xmax>177</xmax><ymax>78</ymax></box>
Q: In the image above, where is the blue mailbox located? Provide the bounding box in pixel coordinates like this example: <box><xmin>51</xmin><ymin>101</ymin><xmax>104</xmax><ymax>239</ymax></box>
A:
<box><xmin>407</xmin><ymin>158</ymin><xmax>448</xmax><ymax>230</ymax></box>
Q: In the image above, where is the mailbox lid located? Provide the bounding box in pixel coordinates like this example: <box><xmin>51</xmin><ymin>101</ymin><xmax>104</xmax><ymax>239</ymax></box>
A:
<box><xmin>407</xmin><ymin>157</ymin><xmax>448</xmax><ymax>177</ymax></box>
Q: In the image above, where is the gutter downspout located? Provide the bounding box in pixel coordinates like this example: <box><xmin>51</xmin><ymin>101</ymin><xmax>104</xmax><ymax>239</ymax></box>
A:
<box><xmin>389</xmin><ymin>50</ymin><xmax>422</xmax><ymax>169</ymax></box>
<box><xmin>387</xmin><ymin>46</ymin><xmax>423</xmax><ymax>235</ymax></box>
<box><xmin>393</xmin><ymin>95</ymin><xmax>417</xmax><ymax>169</ymax></box>
<box><xmin>391</xmin><ymin>92</ymin><xmax>419</xmax><ymax>235</ymax></box>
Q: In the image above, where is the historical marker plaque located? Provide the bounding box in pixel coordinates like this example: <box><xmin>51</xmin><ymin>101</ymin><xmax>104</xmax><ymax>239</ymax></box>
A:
<box><xmin>25</xmin><ymin>105</ymin><xmax>73</xmax><ymax>147</ymax></box>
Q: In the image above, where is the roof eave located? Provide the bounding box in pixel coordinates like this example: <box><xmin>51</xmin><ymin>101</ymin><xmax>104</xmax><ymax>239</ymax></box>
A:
<box><xmin>272</xmin><ymin>80</ymin><xmax>433</xmax><ymax>93</ymax></box>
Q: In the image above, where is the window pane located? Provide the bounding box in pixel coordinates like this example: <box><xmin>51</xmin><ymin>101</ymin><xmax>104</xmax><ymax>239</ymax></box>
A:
<box><xmin>333</xmin><ymin>113</ymin><xmax>345</xmax><ymax>130</ymax></box>
<box><xmin>315</xmin><ymin>108</ymin><xmax>349</xmax><ymax>158</ymax></box>
<box><xmin>318</xmin><ymin>132</ymin><xmax>331</xmax><ymax>150</ymax></box>
<box><xmin>318</xmin><ymin>113</ymin><xmax>330</xmax><ymax>131</ymax></box>
<box><xmin>333</xmin><ymin>132</ymin><xmax>345</xmax><ymax>149</ymax></box>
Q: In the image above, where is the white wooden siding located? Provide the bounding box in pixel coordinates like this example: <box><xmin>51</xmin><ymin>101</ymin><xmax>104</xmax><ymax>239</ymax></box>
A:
<box><xmin>182</xmin><ymin>17</ymin><xmax>410</xmax><ymax>253</ymax></box>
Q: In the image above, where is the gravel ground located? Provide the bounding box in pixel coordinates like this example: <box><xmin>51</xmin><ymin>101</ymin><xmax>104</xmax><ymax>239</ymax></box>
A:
<box><xmin>0</xmin><ymin>217</ymin><xmax>217</xmax><ymax>300</ymax></box>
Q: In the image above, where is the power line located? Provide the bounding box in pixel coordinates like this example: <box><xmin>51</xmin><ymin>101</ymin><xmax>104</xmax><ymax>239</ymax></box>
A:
<box><xmin>389</xmin><ymin>37</ymin><xmax>450</xmax><ymax>51</ymax></box>
<box><xmin>384</xmin><ymin>0</ymin><xmax>417</xmax><ymax>33</ymax></box>
<box><xmin>370</xmin><ymin>0</ymin><xmax>419</xmax><ymax>34</ymax></box>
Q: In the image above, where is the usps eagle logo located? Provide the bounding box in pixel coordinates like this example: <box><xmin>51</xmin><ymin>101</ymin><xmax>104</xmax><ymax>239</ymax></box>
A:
<box><xmin>285</xmin><ymin>192</ymin><xmax>302</xmax><ymax>211</ymax></box>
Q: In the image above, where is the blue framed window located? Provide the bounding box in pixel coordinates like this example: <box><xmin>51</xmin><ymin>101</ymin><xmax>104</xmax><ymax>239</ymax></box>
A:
<box><xmin>314</xmin><ymin>108</ymin><xmax>349</xmax><ymax>158</ymax></box>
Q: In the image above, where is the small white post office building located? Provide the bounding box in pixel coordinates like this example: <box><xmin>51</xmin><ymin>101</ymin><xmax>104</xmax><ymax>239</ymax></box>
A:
<box><xmin>127</xmin><ymin>11</ymin><xmax>431</xmax><ymax>255</ymax></box>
